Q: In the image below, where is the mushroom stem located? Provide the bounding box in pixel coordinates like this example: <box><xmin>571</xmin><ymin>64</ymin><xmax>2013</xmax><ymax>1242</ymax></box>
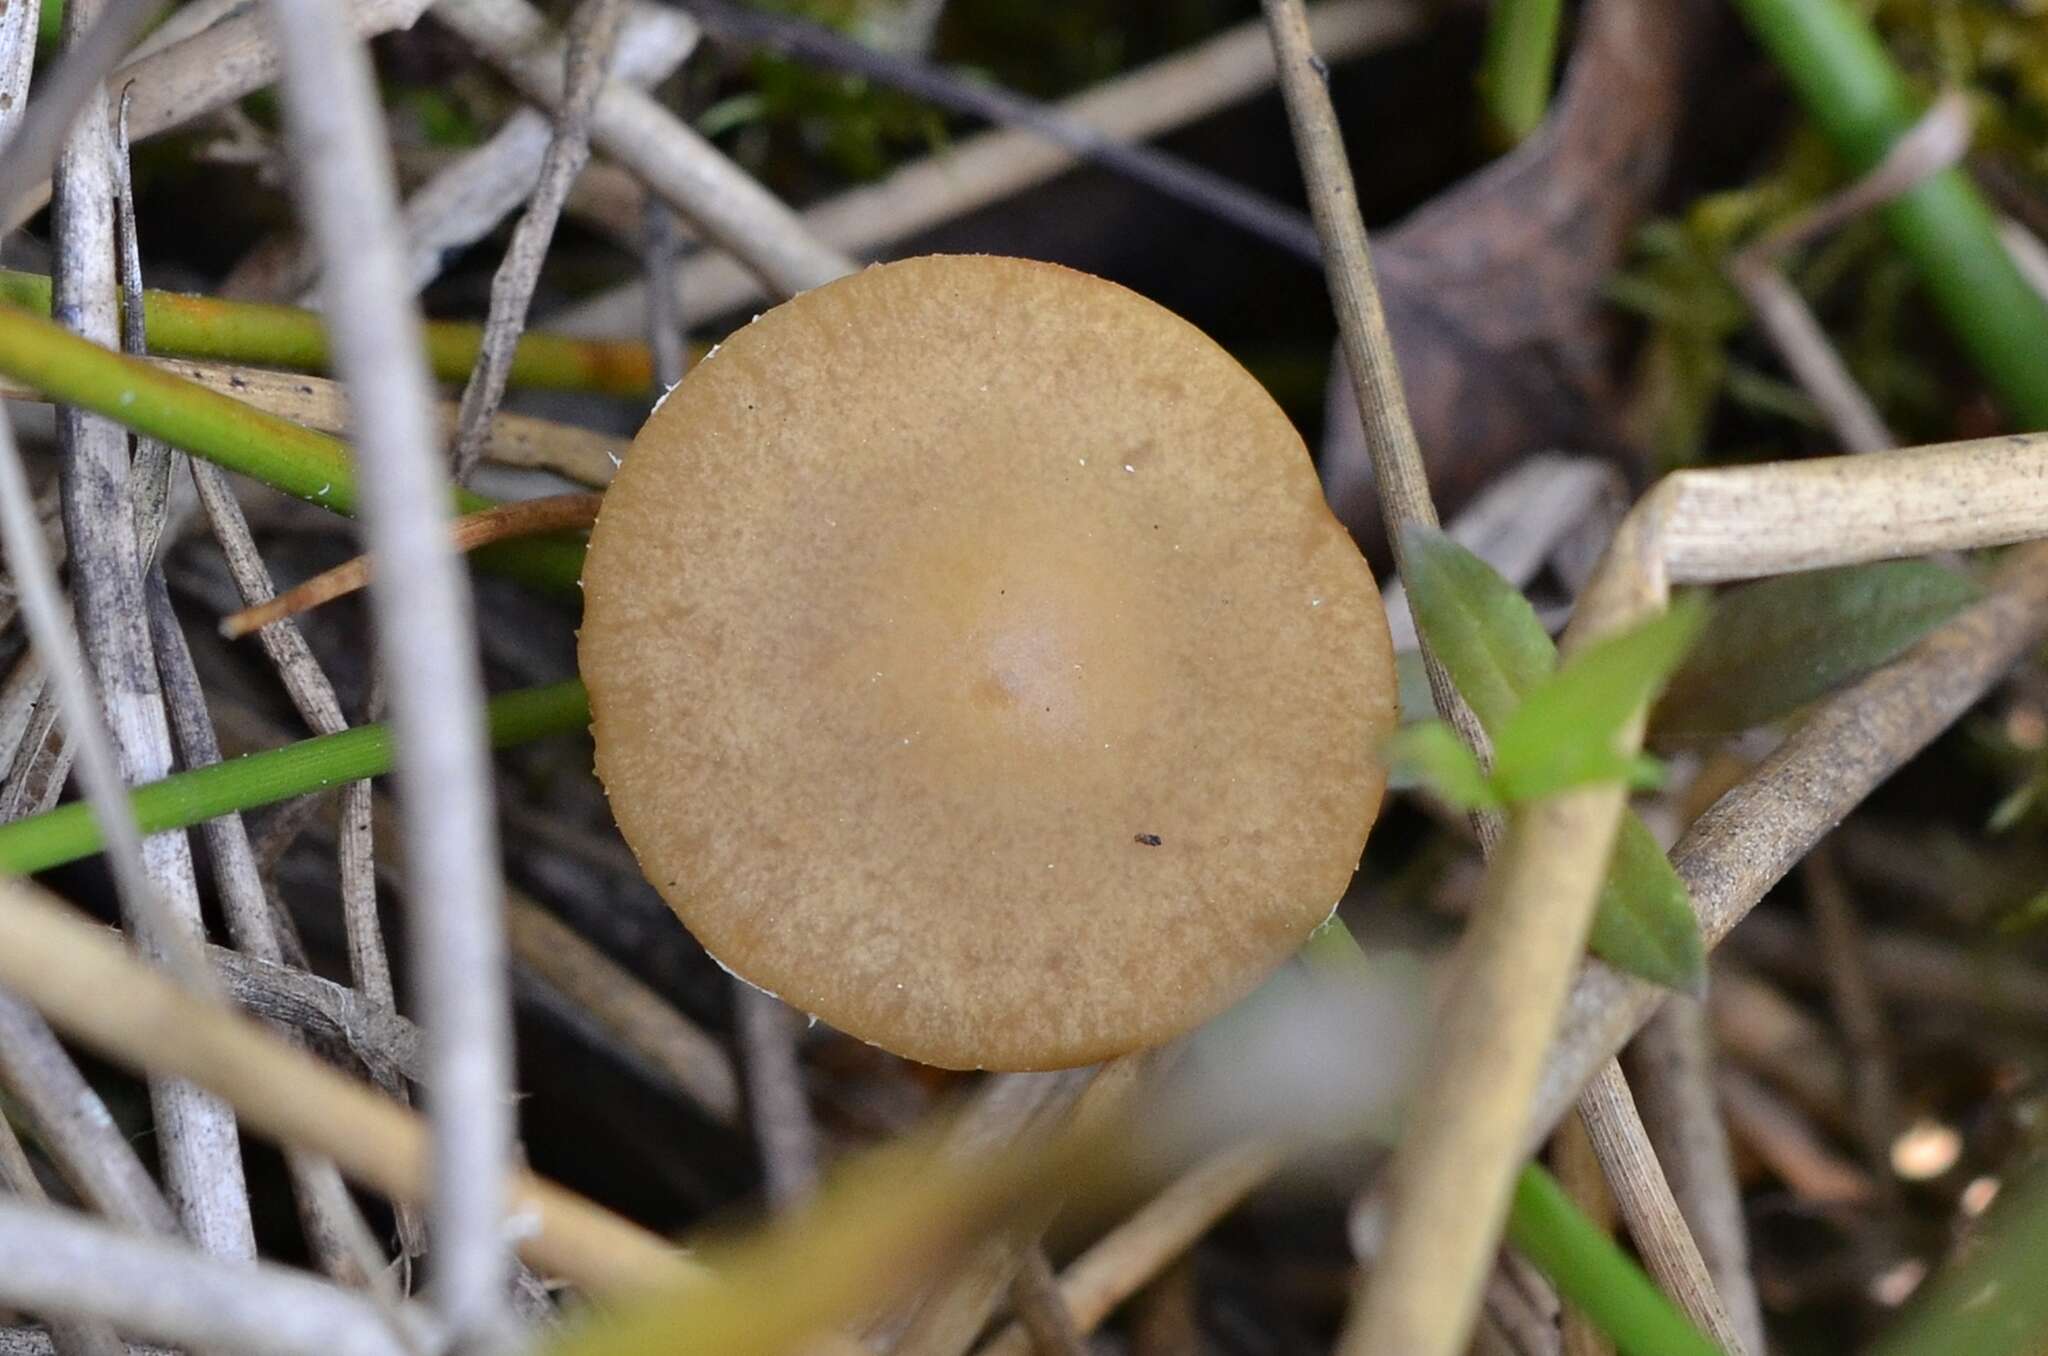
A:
<box><xmin>220</xmin><ymin>492</ymin><xmax>602</xmax><ymax>639</ymax></box>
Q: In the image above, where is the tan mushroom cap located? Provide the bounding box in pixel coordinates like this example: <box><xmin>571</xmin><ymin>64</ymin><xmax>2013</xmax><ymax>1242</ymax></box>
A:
<box><xmin>580</xmin><ymin>254</ymin><xmax>1396</xmax><ymax>1071</ymax></box>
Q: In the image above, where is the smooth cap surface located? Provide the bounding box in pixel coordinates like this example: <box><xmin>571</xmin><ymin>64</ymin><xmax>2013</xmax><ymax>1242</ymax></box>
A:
<box><xmin>581</xmin><ymin>254</ymin><xmax>1396</xmax><ymax>1070</ymax></box>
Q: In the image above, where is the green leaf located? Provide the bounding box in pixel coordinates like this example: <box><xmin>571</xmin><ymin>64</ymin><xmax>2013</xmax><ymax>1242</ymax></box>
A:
<box><xmin>1653</xmin><ymin>561</ymin><xmax>1981</xmax><ymax>741</ymax></box>
<box><xmin>1398</xmin><ymin>523</ymin><xmax>1556</xmax><ymax>733</ymax></box>
<box><xmin>1384</xmin><ymin>722</ymin><xmax>1501</xmax><ymax>811</ymax></box>
<box><xmin>1492</xmin><ymin>599</ymin><xmax>1708</xmax><ymax>803</ymax></box>
<box><xmin>1588</xmin><ymin>816</ymin><xmax>1706</xmax><ymax>993</ymax></box>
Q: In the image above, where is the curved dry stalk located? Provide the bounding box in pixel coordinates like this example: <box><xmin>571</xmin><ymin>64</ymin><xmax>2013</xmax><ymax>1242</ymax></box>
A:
<box><xmin>264</xmin><ymin>0</ymin><xmax>515</xmax><ymax>1334</ymax></box>
<box><xmin>1535</xmin><ymin>534</ymin><xmax>2048</xmax><ymax>1137</ymax></box>
<box><xmin>1349</xmin><ymin>434</ymin><xmax>2048</xmax><ymax>1356</ymax></box>
<box><xmin>220</xmin><ymin>493</ymin><xmax>602</xmax><ymax>638</ymax></box>
<box><xmin>0</xmin><ymin>1200</ymin><xmax>436</xmax><ymax>1356</ymax></box>
<box><xmin>434</xmin><ymin>0</ymin><xmax>854</xmax><ymax>298</ymax></box>
<box><xmin>0</xmin><ymin>871</ymin><xmax>701</xmax><ymax>1295</ymax></box>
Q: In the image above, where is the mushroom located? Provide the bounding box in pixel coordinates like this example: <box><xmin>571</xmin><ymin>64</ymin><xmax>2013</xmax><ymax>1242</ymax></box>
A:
<box><xmin>579</xmin><ymin>254</ymin><xmax>1397</xmax><ymax>1071</ymax></box>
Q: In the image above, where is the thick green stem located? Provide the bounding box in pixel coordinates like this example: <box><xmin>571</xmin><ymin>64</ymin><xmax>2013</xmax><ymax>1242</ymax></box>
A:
<box><xmin>1730</xmin><ymin>0</ymin><xmax>2048</xmax><ymax>427</ymax></box>
<box><xmin>0</xmin><ymin>680</ymin><xmax>592</xmax><ymax>876</ymax></box>
<box><xmin>1479</xmin><ymin>0</ymin><xmax>1562</xmax><ymax>145</ymax></box>
<box><xmin>0</xmin><ymin>301</ymin><xmax>586</xmax><ymax>592</ymax></box>
<box><xmin>0</xmin><ymin>269</ymin><xmax>654</xmax><ymax>397</ymax></box>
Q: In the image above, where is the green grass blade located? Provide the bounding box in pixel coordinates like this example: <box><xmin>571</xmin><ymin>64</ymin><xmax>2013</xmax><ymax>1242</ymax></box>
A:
<box><xmin>1507</xmin><ymin>1163</ymin><xmax>1723</xmax><ymax>1356</ymax></box>
<box><xmin>1479</xmin><ymin>0</ymin><xmax>1564</xmax><ymax>144</ymax></box>
<box><xmin>0</xmin><ymin>680</ymin><xmax>591</xmax><ymax>876</ymax></box>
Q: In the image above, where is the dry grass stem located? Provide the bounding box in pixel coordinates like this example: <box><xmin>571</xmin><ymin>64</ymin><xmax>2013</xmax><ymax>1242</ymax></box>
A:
<box><xmin>0</xmin><ymin>0</ymin><xmax>37</xmax><ymax>146</ymax></box>
<box><xmin>32</xmin><ymin>26</ymin><xmax>255</xmax><ymax>1248</ymax></box>
<box><xmin>0</xmin><ymin>0</ymin><xmax>157</xmax><ymax>226</ymax></box>
<box><xmin>505</xmin><ymin>894</ymin><xmax>739</xmax><ymax>1124</ymax></box>
<box><xmin>0</xmin><ymin>422</ymin><xmax>180</xmax><ymax>971</ymax></box>
<box><xmin>0</xmin><ymin>1101</ymin><xmax>128</xmax><ymax>1356</ymax></box>
<box><xmin>220</xmin><ymin>493</ymin><xmax>601</xmax><ymax>638</ymax></box>
<box><xmin>558</xmin><ymin>0</ymin><xmax>1418</xmax><ymax>336</ymax></box>
<box><xmin>206</xmin><ymin>942</ymin><xmax>423</xmax><ymax>1083</ymax></box>
<box><xmin>642</xmin><ymin>200</ymin><xmax>687</xmax><ymax>388</ymax></box>
<box><xmin>112</xmin><ymin>93</ymin><xmax>175</xmax><ymax>571</ymax></box>
<box><xmin>1716</xmin><ymin>1068</ymin><xmax>1874</xmax><ymax>1205</ymax></box>
<box><xmin>0</xmin><ymin>1200</ymin><xmax>436</xmax><ymax>1356</ymax></box>
<box><xmin>0</xmin><ymin>872</ymin><xmax>702</xmax><ymax>1294</ymax></box>
<box><xmin>434</xmin><ymin>0</ymin><xmax>854</xmax><ymax>297</ymax></box>
<box><xmin>267</xmin><ymin>0</ymin><xmax>518</xmax><ymax>1332</ymax></box>
<box><xmin>735</xmin><ymin>986</ymin><xmax>823</xmax><ymax>1209</ymax></box>
<box><xmin>1727</xmin><ymin>92</ymin><xmax>1971</xmax><ymax>454</ymax></box>
<box><xmin>5</xmin><ymin>0</ymin><xmax>435</xmax><ymax>230</ymax></box>
<box><xmin>1624</xmin><ymin>1000</ymin><xmax>1768</xmax><ymax>1355</ymax></box>
<box><xmin>1801</xmin><ymin>844</ymin><xmax>1902</xmax><ymax>1174</ymax></box>
<box><xmin>1006</xmin><ymin>1249</ymin><xmax>1089</xmax><ymax>1356</ymax></box>
<box><xmin>1731</xmin><ymin>910</ymin><xmax>2048</xmax><ymax>1024</ymax></box>
<box><xmin>975</xmin><ymin>1142</ymin><xmax>1284</xmax><ymax>1356</ymax></box>
<box><xmin>0</xmin><ymin>992</ymin><xmax>177</xmax><ymax>1233</ymax></box>
<box><xmin>145</xmin><ymin>574</ymin><xmax>395</xmax><ymax>1289</ymax></box>
<box><xmin>449</xmin><ymin>0</ymin><xmax>628</xmax><ymax>482</ymax></box>
<box><xmin>1578</xmin><ymin>1062</ymin><xmax>1749</xmax><ymax>1352</ymax></box>
<box><xmin>395</xmin><ymin>0</ymin><xmax>696</xmax><ymax>297</ymax></box>
<box><xmin>122</xmin><ymin>0</ymin><xmax>245</xmax><ymax>62</ymax></box>
<box><xmin>1259</xmin><ymin>0</ymin><xmax>1495</xmax><ymax>843</ymax></box>
<box><xmin>189</xmin><ymin>461</ymin><xmax>397</xmax><ymax>1013</ymax></box>
<box><xmin>884</xmin><ymin>1070</ymin><xmax>1105</xmax><ymax>1356</ymax></box>
<box><xmin>0</xmin><ymin>702</ymin><xmax>73</xmax><ymax>821</ymax></box>
<box><xmin>686</xmin><ymin>0</ymin><xmax>1322</xmax><ymax>261</ymax></box>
